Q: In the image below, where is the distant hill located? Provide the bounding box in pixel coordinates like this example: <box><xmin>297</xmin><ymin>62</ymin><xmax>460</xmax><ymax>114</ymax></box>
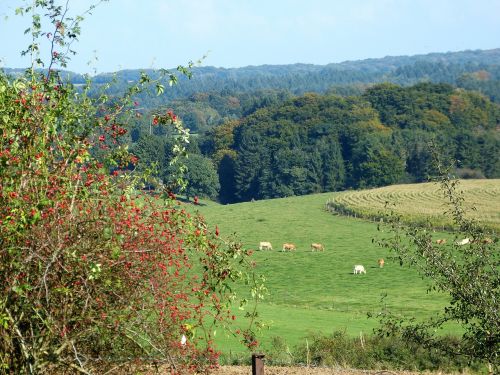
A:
<box><xmin>4</xmin><ymin>48</ymin><xmax>500</xmax><ymax>103</ymax></box>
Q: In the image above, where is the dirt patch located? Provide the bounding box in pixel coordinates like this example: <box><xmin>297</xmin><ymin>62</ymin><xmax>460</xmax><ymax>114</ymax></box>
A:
<box><xmin>212</xmin><ymin>367</ymin><xmax>458</xmax><ymax>375</ymax></box>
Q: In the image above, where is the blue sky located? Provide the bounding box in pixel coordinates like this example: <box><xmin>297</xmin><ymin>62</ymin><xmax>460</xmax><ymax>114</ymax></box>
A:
<box><xmin>1</xmin><ymin>0</ymin><xmax>499</xmax><ymax>74</ymax></box>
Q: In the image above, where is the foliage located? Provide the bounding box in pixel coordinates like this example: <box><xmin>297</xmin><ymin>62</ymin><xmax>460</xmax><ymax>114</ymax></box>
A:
<box><xmin>194</xmin><ymin>85</ymin><xmax>499</xmax><ymax>202</ymax></box>
<box><xmin>100</xmin><ymin>72</ymin><xmax>500</xmax><ymax>204</ymax></box>
<box><xmin>7</xmin><ymin>48</ymin><xmax>500</xmax><ymax>105</ymax></box>
<box><xmin>182</xmin><ymin>154</ymin><xmax>220</xmax><ymax>200</ymax></box>
<box><xmin>221</xmin><ymin>331</ymin><xmax>482</xmax><ymax>373</ymax></box>
<box><xmin>288</xmin><ymin>331</ymin><xmax>478</xmax><ymax>373</ymax></box>
<box><xmin>0</xmin><ymin>2</ymin><xmax>261</xmax><ymax>373</ymax></box>
<box><xmin>376</xmin><ymin>166</ymin><xmax>499</xmax><ymax>371</ymax></box>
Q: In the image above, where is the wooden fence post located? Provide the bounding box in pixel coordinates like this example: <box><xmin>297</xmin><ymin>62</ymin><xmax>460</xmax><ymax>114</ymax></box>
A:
<box><xmin>252</xmin><ymin>353</ymin><xmax>265</xmax><ymax>375</ymax></box>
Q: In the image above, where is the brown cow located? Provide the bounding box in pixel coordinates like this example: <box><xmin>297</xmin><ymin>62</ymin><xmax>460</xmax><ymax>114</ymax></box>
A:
<box><xmin>435</xmin><ymin>239</ymin><xmax>447</xmax><ymax>245</ymax></box>
<box><xmin>282</xmin><ymin>243</ymin><xmax>296</xmax><ymax>252</ymax></box>
<box><xmin>378</xmin><ymin>258</ymin><xmax>385</xmax><ymax>268</ymax></box>
<box><xmin>311</xmin><ymin>243</ymin><xmax>324</xmax><ymax>252</ymax></box>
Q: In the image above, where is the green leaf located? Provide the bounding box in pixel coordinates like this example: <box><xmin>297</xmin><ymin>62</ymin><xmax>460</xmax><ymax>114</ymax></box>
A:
<box><xmin>111</xmin><ymin>246</ymin><xmax>121</xmax><ymax>260</ymax></box>
<box><xmin>156</xmin><ymin>83</ymin><xmax>164</xmax><ymax>96</ymax></box>
<box><xmin>103</xmin><ymin>227</ymin><xmax>112</xmax><ymax>240</ymax></box>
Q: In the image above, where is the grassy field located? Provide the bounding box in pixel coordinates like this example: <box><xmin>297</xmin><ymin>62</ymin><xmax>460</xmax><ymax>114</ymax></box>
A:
<box><xmin>190</xmin><ymin>189</ymin><xmax>477</xmax><ymax>354</ymax></box>
<box><xmin>326</xmin><ymin>179</ymin><xmax>500</xmax><ymax>230</ymax></box>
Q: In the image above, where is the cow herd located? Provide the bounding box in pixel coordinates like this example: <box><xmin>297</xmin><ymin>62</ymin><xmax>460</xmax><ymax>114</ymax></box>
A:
<box><xmin>436</xmin><ymin>237</ymin><xmax>494</xmax><ymax>245</ymax></box>
<box><xmin>259</xmin><ymin>241</ymin><xmax>324</xmax><ymax>252</ymax></box>
<box><xmin>255</xmin><ymin>236</ymin><xmax>495</xmax><ymax>276</ymax></box>
<box><xmin>258</xmin><ymin>241</ymin><xmax>384</xmax><ymax>275</ymax></box>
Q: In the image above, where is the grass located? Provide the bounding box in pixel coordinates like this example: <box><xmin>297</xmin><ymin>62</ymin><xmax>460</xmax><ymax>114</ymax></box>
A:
<box><xmin>326</xmin><ymin>179</ymin><xmax>500</xmax><ymax>230</ymax></box>
<box><xmin>189</xmin><ymin>192</ymin><xmax>467</xmax><ymax>354</ymax></box>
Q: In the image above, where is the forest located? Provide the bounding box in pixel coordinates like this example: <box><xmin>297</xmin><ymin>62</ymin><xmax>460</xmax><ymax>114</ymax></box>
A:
<box><xmin>5</xmin><ymin>49</ymin><xmax>499</xmax><ymax>204</ymax></box>
<box><xmin>5</xmin><ymin>48</ymin><xmax>500</xmax><ymax>111</ymax></box>
<box><xmin>131</xmin><ymin>81</ymin><xmax>500</xmax><ymax>203</ymax></box>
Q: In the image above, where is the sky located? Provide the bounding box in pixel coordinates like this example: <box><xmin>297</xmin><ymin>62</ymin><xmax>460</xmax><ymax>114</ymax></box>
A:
<box><xmin>0</xmin><ymin>0</ymin><xmax>499</xmax><ymax>74</ymax></box>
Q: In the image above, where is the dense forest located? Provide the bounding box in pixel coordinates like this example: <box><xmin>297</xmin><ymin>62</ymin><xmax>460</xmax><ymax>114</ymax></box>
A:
<box><xmin>5</xmin><ymin>49</ymin><xmax>499</xmax><ymax>203</ymax></box>
<box><xmin>107</xmin><ymin>48</ymin><xmax>500</xmax><ymax>133</ymax></box>
<box><xmin>133</xmin><ymin>82</ymin><xmax>500</xmax><ymax>203</ymax></box>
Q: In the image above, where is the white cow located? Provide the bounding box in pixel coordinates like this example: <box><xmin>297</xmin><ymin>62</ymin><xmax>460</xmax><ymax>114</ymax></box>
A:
<box><xmin>353</xmin><ymin>265</ymin><xmax>366</xmax><ymax>274</ymax></box>
<box><xmin>455</xmin><ymin>238</ymin><xmax>470</xmax><ymax>246</ymax></box>
<box><xmin>259</xmin><ymin>241</ymin><xmax>273</xmax><ymax>251</ymax></box>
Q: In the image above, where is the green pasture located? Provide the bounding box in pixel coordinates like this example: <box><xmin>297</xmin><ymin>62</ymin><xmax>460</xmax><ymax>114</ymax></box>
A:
<box><xmin>190</xmin><ymin>192</ymin><xmax>463</xmax><ymax>354</ymax></box>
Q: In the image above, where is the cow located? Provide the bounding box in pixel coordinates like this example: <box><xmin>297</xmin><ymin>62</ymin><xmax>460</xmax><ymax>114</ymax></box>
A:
<box><xmin>455</xmin><ymin>238</ymin><xmax>470</xmax><ymax>246</ymax></box>
<box><xmin>259</xmin><ymin>241</ymin><xmax>273</xmax><ymax>251</ymax></box>
<box><xmin>472</xmin><ymin>237</ymin><xmax>494</xmax><ymax>245</ymax></box>
<box><xmin>282</xmin><ymin>243</ymin><xmax>296</xmax><ymax>252</ymax></box>
<box><xmin>311</xmin><ymin>243</ymin><xmax>324</xmax><ymax>252</ymax></box>
<box><xmin>377</xmin><ymin>258</ymin><xmax>385</xmax><ymax>268</ymax></box>
<box><xmin>435</xmin><ymin>239</ymin><xmax>447</xmax><ymax>245</ymax></box>
<box><xmin>353</xmin><ymin>265</ymin><xmax>366</xmax><ymax>274</ymax></box>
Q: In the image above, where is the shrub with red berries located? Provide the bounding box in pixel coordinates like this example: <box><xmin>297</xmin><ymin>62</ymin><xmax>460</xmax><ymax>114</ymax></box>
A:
<box><xmin>0</xmin><ymin>2</ymin><xmax>263</xmax><ymax>373</ymax></box>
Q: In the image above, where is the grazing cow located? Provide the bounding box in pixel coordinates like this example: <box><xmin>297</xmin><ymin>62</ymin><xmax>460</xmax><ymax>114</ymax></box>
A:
<box><xmin>377</xmin><ymin>258</ymin><xmax>385</xmax><ymax>268</ymax></box>
<box><xmin>456</xmin><ymin>238</ymin><xmax>470</xmax><ymax>246</ymax></box>
<box><xmin>435</xmin><ymin>239</ymin><xmax>447</xmax><ymax>245</ymax></box>
<box><xmin>353</xmin><ymin>265</ymin><xmax>366</xmax><ymax>274</ymax></box>
<box><xmin>282</xmin><ymin>243</ymin><xmax>296</xmax><ymax>252</ymax></box>
<box><xmin>470</xmin><ymin>237</ymin><xmax>494</xmax><ymax>245</ymax></box>
<box><xmin>259</xmin><ymin>241</ymin><xmax>273</xmax><ymax>251</ymax></box>
<box><xmin>311</xmin><ymin>243</ymin><xmax>324</xmax><ymax>252</ymax></box>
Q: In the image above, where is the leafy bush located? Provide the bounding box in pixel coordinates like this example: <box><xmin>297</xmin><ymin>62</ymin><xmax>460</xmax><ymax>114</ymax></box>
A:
<box><xmin>0</xmin><ymin>2</ymin><xmax>262</xmax><ymax>373</ymax></box>
<box><xmin>377</xmin><ymin>159</ymin><xmax>499</xmax><ymax>373</ymax></box>
<box><xmin>455</xmin><ymin>167</ymin><xmax>486</xmax><ymax>179</ymax></box>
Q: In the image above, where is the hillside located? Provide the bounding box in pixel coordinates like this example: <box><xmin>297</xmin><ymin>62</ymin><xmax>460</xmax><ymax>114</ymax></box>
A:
<box><xmin>190</xmin><ymin>179</ymin><xmax>498</xmax><ymax>355</ymax></box>
<box><xmin>192</xmin><ymin>194</ymin><xmax>453</xmax><ymax>353</ymax></box>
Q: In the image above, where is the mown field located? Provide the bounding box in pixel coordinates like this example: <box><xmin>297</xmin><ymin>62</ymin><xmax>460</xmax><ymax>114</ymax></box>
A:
<box><xmin>187</xmin><ymin>180</ymin><xmax>499</xmax><ymax>356</ymax></box>
<box><xmin>326</xmin><ymin>179</ymin><xmax>500</xmax><ymax>230</ymax></box>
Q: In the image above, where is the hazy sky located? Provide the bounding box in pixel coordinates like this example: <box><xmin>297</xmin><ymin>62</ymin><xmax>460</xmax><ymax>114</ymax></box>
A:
<box><xmin>1</xmin><ymin>0</ymin><xmax>499</xmax><ymax>74</ymax></box>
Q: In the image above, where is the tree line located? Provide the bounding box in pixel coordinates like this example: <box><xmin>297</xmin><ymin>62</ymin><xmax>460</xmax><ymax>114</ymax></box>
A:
<box><xmin>130</xmin><ymin>82</ymin><xmax>499</xmax><ymax>203</ymax></box>
<box><xmin>5</xmin><ymin>48</ymin><xmax>500</xmax><ymax>111</ymax></box>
